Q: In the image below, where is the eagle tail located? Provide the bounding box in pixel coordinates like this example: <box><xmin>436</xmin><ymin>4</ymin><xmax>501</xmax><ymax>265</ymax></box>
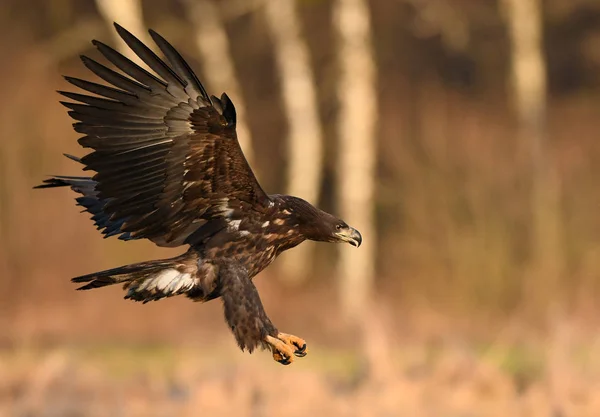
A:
<box><xmin>72</xmin><ymin>253</ymin><xmax>200</xmax><ymax>303</ymax></box>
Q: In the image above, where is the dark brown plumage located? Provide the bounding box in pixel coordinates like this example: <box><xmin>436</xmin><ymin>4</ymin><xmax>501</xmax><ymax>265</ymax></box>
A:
<box><xmin>36</xmin><ymin>23</ymin><xmax>362</xmax><ymax>365</ymax></box>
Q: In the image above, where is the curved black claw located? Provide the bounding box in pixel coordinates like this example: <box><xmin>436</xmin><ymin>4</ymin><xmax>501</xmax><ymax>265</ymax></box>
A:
<box><xmin>279</xmin><ymin>357</ymin><xmax>292</xmax><ymax>365</ymax></box>
<box><xmin>293</xmin><ymin>343</ymin><xmax>307</xmax><ymax>357</ymax></box>
<box><xmin>274</xmin><ymin>352</ymin><xmax>292</xmax><ymax>365</ymax></box>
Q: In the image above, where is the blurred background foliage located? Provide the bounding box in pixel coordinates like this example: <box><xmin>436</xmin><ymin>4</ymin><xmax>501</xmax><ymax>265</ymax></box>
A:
<box><xmin>1</xmin><ymin>0</ymin><xmax>600</xmax><ymax>415</ymax></box>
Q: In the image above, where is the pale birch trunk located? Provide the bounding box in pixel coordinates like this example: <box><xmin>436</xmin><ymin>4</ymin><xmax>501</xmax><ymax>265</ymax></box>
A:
<box><xmin>264</xmin><ymin>0</ymin><xmax>324</xmax><ymax>284</ymax></box>
<box><xmin>95</xmin><ymin>0</ymin><xmax>151</xmax><ymax>65</ymax></box>
<box><xmin>502</xmin><ymin>0</ymin><xmax>562</xmax><ymax>412</ymax></box>
<box><xmin>502</xmin><ymin>0</ymin><xmax>560</xmax><ymax>297</ymax></box>
<box><xmin>182</xmin><ymin>0</ymin><xmax>254</xmax><ymax>165</ymax></box>
<box><xmin>333</xmin><ymin>0</ymin><xmax>377</xmax><ymax>319</ymax></box>
<box><xmin>502</xmin><ymin>0</ymin><xmax>547</xmax><ymax>168</ymax></box>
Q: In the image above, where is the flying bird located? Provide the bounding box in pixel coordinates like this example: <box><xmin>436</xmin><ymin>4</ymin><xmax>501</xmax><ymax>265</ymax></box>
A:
<box><xmin>36</xmin><ymin>23</ymin><xmax>362</xmax><ymax>365</ymax></box>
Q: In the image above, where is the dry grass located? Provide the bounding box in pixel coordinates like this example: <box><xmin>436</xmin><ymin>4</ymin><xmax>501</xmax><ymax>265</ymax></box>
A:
<box><xmin>2</xmin><ymin>324</ymin><xmax>600</xmax><ymax>417</ymax></box>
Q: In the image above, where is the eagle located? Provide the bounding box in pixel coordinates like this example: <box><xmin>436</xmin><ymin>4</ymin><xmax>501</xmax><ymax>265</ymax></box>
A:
<box><xmin>36</xmin><ymin>23</ymin><xmax>362</xmax><ymax>365</ymax></box>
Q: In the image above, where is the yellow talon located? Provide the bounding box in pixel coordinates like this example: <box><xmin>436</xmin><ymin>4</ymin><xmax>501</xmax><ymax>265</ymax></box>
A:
<box><xmin>277</xmin><ymin>332</ymin><xmax>308</xmax><ymax>357</ymax></box>
<box><xmin>264</xmin><ymin>333</ymin><xmax>308</xmax><ymax>365</ymax></box>
<box><xmin>265</xmin><ymin>335</ymin><xmax>295</xmax><ymax>365</ymax></box>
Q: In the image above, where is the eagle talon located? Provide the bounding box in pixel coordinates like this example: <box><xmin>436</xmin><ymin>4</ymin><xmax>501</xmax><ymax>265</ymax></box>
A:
<box><xmin>266</xmin><ymin>335</ymin><xmax>295</xmax><ymax>365</ymax></box>
<box><xmin>276</xmin><ymin>332</ymin><xmax>308</xmax><ymax>359</ymax></box>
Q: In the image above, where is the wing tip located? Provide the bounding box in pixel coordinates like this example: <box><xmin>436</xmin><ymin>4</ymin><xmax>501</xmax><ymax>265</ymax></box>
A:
<box><xmin>63</xmin><ymin>153</ymin><xmax>82</xmax><ymax>163</ymax></box>
<box><xmin>113</xmin><ymin>22</ymin><xmax>132</xmax><ymax>42</ymax></box>
<box><xmin>62</xmin><ymin>75</ymin><xmax>79</xmax><ymax>86</ymax></box>
<box><xmin>79</xmin><ymin>54</ymin><xmax>92</xmax><ymax>66</ymax></box>
<box><xmin>33</xmin><ymin>177</ymin><xmax>68</xmax><ymax>189</ymax></box>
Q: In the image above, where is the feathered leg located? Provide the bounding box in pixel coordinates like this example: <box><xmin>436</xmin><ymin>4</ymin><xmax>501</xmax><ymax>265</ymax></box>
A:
<box><xmin>219</xmin><ymin>264</ymin><xmax>307</xmax><ymax>365</ymax></box>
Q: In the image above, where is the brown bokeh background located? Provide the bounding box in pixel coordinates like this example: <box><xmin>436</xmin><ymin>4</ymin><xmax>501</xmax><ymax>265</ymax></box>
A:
<box><xmin>1</xmin><ymin>0</ymin><xmax>600</xmax><ymax>416</ymax></box>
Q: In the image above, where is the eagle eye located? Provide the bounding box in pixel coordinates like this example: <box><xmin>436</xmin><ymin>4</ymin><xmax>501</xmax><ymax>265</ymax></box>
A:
<box><xmin>335</xmin><ymin>224</ymin><xmax>342</xmax><ymax>231</ymax></box>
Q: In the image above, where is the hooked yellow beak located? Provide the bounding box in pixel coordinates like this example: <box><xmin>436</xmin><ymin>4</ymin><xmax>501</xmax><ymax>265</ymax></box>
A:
<box><xmin>335</xmin><ymin>226</ymin><xmax>362</xmax><ymax>248</ymax></box>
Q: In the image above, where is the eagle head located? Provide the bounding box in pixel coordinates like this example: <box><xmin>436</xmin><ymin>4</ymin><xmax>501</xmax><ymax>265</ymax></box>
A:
<box><xmin>280</xmin><ymin>196</ymin><xmax>362</xmax><ymax>248</ymax></box>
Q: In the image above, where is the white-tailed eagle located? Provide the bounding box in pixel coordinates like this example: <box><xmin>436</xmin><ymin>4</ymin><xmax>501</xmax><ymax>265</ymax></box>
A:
<box><xmin>36</xmin><ymin>23</ymin><xmax>362</xmax><ymax>365</ymax></box>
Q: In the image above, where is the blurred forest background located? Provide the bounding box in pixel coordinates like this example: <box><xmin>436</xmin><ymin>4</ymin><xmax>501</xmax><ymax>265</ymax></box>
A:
<box><xmin>1</xmin><ymin>0</ymin><xmax>600</xmax><ymax>416</ymax></box>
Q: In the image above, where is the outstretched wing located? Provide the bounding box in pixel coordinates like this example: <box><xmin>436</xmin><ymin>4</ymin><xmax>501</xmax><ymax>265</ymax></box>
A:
<box><xmin>55</xmin><ymin>23</ymin><xmax>269</xmax><ymax>246</ymax></box>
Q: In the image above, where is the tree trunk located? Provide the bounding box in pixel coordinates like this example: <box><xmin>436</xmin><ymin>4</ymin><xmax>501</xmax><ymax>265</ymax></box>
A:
<box><xmin>95</xmin><ymin>0</ymin><xmax>151</xmax><ymax>65</ymax></box>
<box><xmin>264</xmin><ymin>0</ymin><xmax>324</xmax><ymax>284</ymax></box>
<box><xmin>502</xmin><ymin>0</ymin><xmax>560</xmax><ymax>308</ymax></box>
<box><xmin>502</xmin><ymin>0</ymin><xmax>562</xmax><ymax>410</ymax></box>
<box><xmin>333</xmin><ymin>0</ymin><xmax>377</xmax><ymax>320</ymax></box>
<box><xmin>182</xmin><ymin>0</ymin><xmax>255</xmax><ymax>165</ymax></box>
